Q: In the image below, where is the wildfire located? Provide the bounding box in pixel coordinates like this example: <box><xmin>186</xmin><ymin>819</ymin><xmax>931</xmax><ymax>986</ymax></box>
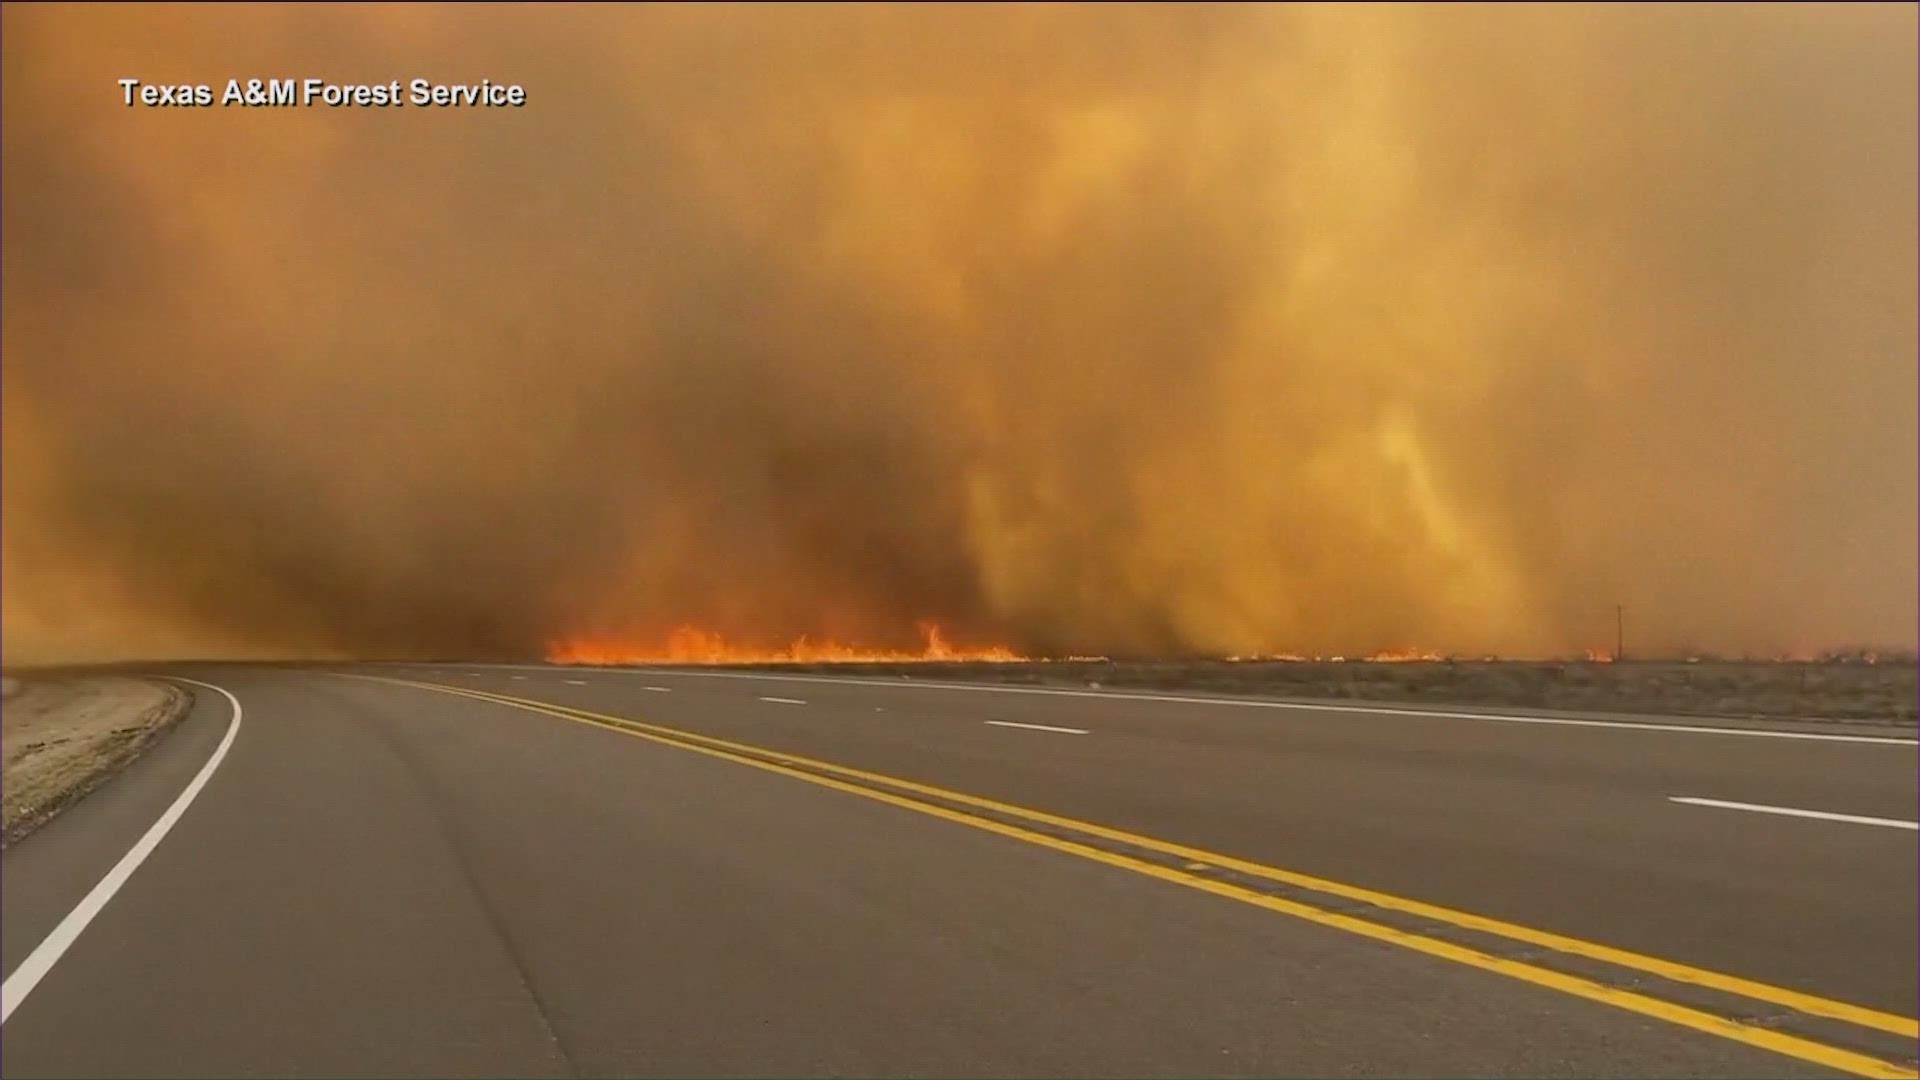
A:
<box><xmin>1365</xmin><ymin>648</ymin><xmax>1447</xmax><ymax>663</ymax></box>
<box><xmin>546</xmin><ymin>621</ymin><xmax>1025</xmax><ymax>665</ymax></box>
<box><xmin>1226</xmin><ymin>650</ymin><xmax>1447</xmax><ymax>662</ymax></box>
<box><xmin>1585</xmin><ymin>648</ymin><xmax>1616</xmax><ymax>663</ymax></box>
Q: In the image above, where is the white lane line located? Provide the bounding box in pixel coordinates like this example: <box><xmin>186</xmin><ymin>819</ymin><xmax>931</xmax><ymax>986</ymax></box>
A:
<box><xmin>510</xmin><ymin>675</ymin><xmax>526</xmax><ymax>680</ymax></box>
<box><xmin>564</xmin><ymin>679</ymin><xmax>587</xmax><ymax>686</ymax></box>
<box><xmin>2</xmin><ymin>678</ymin><xmax>243</xmax><ymax>1025</ymax></box>
<box><xmin>759</xmin><ymin>696</ymin><xmax>807</xmax><ymax>706</ymax></box>
<box><xmin>986</xmin><ymin>720</ymin><xmax>1089</xmax><ymax>735</ymax></box>
<box><xmin>644</xmin><ymin>686</ymin><xmax>672</xmax><ymax>693</ymax></box>
<box><xmin>568</xmin><ymin>669</ymin><xmax>1915</xmax><ymax>746</ymax></box>
<box><xmin>1669</xmin><ymin>796</ymin><xmax>1919</xmax><ymax>830</ymax></box>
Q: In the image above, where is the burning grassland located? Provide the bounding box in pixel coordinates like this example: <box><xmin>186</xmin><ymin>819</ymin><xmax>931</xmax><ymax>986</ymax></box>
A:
<box><xmin>3</xmin><ymin>5</ymin><xmax>1914</xmax><ymax>666</ymax></box>
<box><xmin>548</xmin><ymin>623</ymin><xmax>1024</xmax><ymax>665</ymax></box>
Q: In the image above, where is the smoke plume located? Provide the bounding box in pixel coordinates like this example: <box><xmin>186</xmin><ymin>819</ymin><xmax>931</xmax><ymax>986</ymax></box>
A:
<box><xmin>3</xmin><ymin>3</ymin><xmax>1914</xmax><ymax>663</ymax></box>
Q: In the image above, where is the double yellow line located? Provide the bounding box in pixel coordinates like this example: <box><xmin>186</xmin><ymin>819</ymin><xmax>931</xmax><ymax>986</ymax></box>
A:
<box><xmin>360</xmin><ymin>674</ymin><xmax>1919</xmax><ymax>1078</ymax></box>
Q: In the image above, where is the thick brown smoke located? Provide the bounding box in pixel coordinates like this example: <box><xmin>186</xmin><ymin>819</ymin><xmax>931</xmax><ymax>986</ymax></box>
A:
<box><xmin>3</xmin><ymin>3</ymin><xmax>1914</xmax><ymax>664</ymax></box>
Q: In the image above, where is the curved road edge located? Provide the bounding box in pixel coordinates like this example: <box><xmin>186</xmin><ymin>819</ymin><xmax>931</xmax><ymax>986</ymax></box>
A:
<box><xmin>0</xmin><ymin>678</ymin><xmax>242</xmax><ymax>1024</ymax></box>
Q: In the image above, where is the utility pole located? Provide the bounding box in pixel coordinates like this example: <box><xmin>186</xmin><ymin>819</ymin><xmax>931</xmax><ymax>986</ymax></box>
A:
<box><xmin>1615</xmin><ymin>604</ymin><xmax>1625</xmax><ymax>663</ymax></box>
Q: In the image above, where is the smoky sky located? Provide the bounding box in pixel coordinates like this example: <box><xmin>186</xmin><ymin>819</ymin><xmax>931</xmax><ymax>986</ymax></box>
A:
<box><xmin>3</xmin><ymin>3</ymin><xmax>1914</xmax><ymax>663</ymax></box>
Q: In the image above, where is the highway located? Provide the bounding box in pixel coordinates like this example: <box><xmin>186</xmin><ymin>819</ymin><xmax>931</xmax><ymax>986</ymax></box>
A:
<box><xmin>2</xmin><ymin>664</ymin><xmax>1915</xmax><ymax>1078</ymax></box>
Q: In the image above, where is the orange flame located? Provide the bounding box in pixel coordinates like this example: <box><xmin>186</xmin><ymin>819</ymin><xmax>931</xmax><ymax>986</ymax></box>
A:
<box><xmin>1365</xmin><ymin>648</ymin><xmax>1447</xmax><ymax>662</ymax></box>
<box><xmin>1229</xmin><ymin>650</ymin><xmax>1448</xmax><ymax>662</ymax></box>
<box><xmin>547</xmin><ymin>621</ymin><xmax>1025</xmax><ymax>665</ymax></box>
<box><xmin>1585</xmin><ymin>647</ymin><xmax>1616</xmax><ymax>663</ymax></box>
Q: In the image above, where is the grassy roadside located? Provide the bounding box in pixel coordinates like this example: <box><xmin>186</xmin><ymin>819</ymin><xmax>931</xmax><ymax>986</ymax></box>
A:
<box><xmin>700</xmin><ymin>660</ymin><xmax>1919</xmax><ymax>726</ymax></box>
<box><xmin>2</xmin><ymin>676</ymin><xmax>192</xmax><ymax>847</ymax></box>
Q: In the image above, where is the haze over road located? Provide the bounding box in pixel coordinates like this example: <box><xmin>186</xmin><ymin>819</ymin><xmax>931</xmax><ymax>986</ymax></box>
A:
<box><xmin>3</xmin><ymin>665</ymin><xmax>1915</xmax><ymax>1078</ymax></box>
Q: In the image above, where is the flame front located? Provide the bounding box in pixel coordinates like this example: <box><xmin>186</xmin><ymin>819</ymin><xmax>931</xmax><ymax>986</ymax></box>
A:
<box><xmin>1365</xmin><ymin>649</ymin><xmax>1448</xmax><ymax>663</ymax></box>
<box><xmin>548</xmin><ymin>622</ymin><xmax>1025</xmax><ymax>665</ymax></box>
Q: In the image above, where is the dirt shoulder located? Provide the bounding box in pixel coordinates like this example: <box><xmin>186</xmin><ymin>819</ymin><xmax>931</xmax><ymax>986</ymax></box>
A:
<box><xmin>2</xmin><ymin>675</ymin><xmax>192</xmax><ymax>847</ymax></box>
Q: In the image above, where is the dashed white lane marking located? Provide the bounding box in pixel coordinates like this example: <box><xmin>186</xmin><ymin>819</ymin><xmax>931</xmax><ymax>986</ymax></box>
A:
<box><xmin>564</xmin><ymin>679</ymin><xmax>587</xmax><ymax>685</ymax></box>
<box><xmin>586</xmin><ymin>669</ymin><xmax>1915</xmax><ymax>746</ymax></box>
<box><xmin>402</xmin><ymin>664</ymin><xmax>1917</xmax><ymax>746</ymax></box>
<box><xmin>986</xmin><ymin>720</ymin><xmax>1089</xmax><ymax>735</ymax></box>
<box><xmin>510</xmin><ymin>675</ymin><xmax>526</xmax><ymax>680</ymax></box>
<box><xmin>759</xmin><ymin>696</ymin><xmax>808</xmax><ymax>705</ymax></box>
<box><xmin>1669</xmin><ymin>796</ymin><xmax>1918</xmax><ymax>830</ymax></box>
<box><xmin>3</xmin><ymin>678</ymin><xmax>243</xmax><ymax>1025</ymax></box>
<box><xmin>644</xmin><ymin>686</ymin><xmax>672</xmax><ymax>693</ymax></box>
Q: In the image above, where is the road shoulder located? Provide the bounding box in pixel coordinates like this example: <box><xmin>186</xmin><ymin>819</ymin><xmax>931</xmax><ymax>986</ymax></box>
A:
<box><xmin>2</xmin><ymin>676</ymin><xmax>192</xmax><ymax>847</ymax></box>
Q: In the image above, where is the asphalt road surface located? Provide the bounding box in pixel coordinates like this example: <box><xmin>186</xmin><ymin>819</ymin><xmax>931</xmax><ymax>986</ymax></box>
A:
<box><xmin>3</xmin><ymin>664</ymin><xmax>1915</xmax><ymax>1078</ymax></box>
